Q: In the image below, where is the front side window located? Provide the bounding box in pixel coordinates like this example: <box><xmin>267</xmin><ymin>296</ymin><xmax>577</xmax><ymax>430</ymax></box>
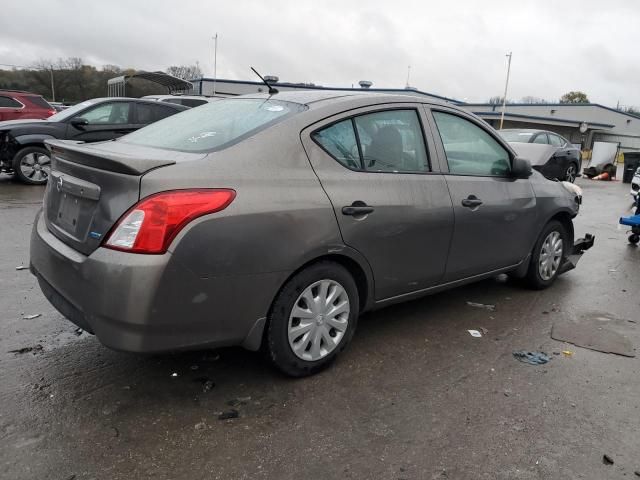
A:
<box><xmin>122</xmin><ymin>98</ymin><xmax>303</xmax><ymax>153</ymax></box>
<box><xmin>432</xmin><ymin>111</ymin><xmax>511</xmax><ymax>176</ymax></box>
<box><xmin>78</xmin><ymin>102</ymin><xmax>131</xmax><ymax>125</ymax></box>
<box><xmin>312</xmin><ymin>109</ymin><xmax>429</xmax><ymax>173</ymax></box>
<box><xmin>0</xmin><ymin>96</ymin><xmax>22</xmax><ymax>108</ymax></box>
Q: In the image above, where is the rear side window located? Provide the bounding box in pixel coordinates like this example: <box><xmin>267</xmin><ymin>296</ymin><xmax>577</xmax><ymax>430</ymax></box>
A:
<box><xmin>432</xmin><ymin>111</ymin><xmax>511</xmax><ymax>176</ymax></box>
<box><xmin>313</xmin><ymin>109</ymin><xmax>430</xmax><ymax>173</ymax></box>
<box><xmin>122</xmin><ymin>98</ymin><xmax>304</xmax><ymax>153</ymax></box>
<box><xmin>549</xmin><ymin>134</ymin><xmax>564</xmax><ymax>147</ymax></box>
<box><xmin>532</xmin><ymin>133</ymin><xmax>548</xmax><ymax>144</ymax></box>
<box><xmin>136</xmin><ymin>103</ymin><xmax>178</xmax><ymax>124</ymax></box>
<box><xmin>26</xmin><ymin>95</ymin><xmax>53</xmax><ymax>109</ymax></box>
<box><xmin>0</xmin><ymin>95</ymin><xmax>22</xmax><ymax>108</ymax></box>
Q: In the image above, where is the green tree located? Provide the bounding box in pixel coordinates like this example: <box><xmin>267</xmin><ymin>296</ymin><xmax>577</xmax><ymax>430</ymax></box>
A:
<box><xmin>559</xmin><ymin>91</ymin><xmax>589</xmax><ymax>103</ymax></box>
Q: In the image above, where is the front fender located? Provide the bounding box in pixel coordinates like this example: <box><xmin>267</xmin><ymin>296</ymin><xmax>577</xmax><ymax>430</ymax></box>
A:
<box><xmin>14</xmin><ymin>133</ymin><xmax>57</xmax><ymax>146</ymax></box>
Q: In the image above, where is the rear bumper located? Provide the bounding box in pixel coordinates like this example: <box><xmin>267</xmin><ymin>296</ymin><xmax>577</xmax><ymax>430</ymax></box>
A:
<box><xmin>558</xmin><ymin>233</ymin><xmax>595</xmax><ymax>275</ymax></box>
<box><xmin>30</xmin><ymin>210</ymin><xmax>284</xmax><ymax>353</ymax></box>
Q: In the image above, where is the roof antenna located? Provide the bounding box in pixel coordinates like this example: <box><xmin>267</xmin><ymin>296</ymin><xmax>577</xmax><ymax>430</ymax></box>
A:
<box><xmin>251</xmin><ymin>67</ymin><xmax>278</xmax><ymax>95</ymax></box>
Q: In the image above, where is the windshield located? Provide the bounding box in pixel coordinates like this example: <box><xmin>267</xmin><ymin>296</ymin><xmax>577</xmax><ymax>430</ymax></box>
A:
<box><xmin>47</xmin><ymin>100</ymin><xmax>97</xmax><ymax>122</ymax></box>
<box><xmin>499</xmin><ymin>130</ymin><xmax>535</xmax><ymax>143</ymax></box>
<box><xmin>121</xmin><ymin>98</ymin><xmax>306</xmax><ymax>152</ymax></box>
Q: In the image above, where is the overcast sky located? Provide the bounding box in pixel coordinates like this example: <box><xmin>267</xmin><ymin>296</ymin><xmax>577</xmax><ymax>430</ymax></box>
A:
<box><xmin>1</xmin><ymin>0</ymin><xmax>638</xmax><ymax>106</ymax></box>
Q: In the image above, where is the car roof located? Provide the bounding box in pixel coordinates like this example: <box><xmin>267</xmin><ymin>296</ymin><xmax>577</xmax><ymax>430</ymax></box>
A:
<box><xmin>0</xmin><ymin>89</ymin><xmax>46</xmax><ymax>97</ymax></box>
<box><xmin>240</xmin><ymin>90</ymin><xmax>453</xmax><ymax>109</ymax></box>
<box><xmin>72</xmin><ymin>97</ymin><xmax>188</xmax><ymax>109</ymax></box>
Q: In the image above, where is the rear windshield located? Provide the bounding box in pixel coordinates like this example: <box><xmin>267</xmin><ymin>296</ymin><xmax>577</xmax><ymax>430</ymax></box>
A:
<box><xmin>121</xmin><ymin>98</ymin><xmax>306</xmax><ymax>153</ymax></box>
<box><xmin>499</xmin><ymin>130</ymin><xmax>535</xmax><ymax>143</ymax></box>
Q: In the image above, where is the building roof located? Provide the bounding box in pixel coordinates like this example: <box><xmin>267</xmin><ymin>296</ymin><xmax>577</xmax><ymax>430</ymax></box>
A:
<box><xmin>474</xmin><ymin>110</ymin><xmax>614</xmax><ymax>129</ymax></box>
<box><xmin>467</xmin><ymin>102</ymin><xmax>640</xmax><ymax>122</ymax></box>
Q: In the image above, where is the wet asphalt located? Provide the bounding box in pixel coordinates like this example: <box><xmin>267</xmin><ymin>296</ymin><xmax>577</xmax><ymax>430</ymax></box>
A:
<box><xmin>1</xmin><ymin>172</ymin><xmax>639</xmax><ymax>480</ymax></box>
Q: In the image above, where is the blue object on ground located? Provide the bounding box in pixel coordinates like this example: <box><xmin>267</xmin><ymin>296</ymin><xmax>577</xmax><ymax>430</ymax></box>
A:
<box><xmin>619</xmin><ymin>214</ymin><xmax>640</xmax><ymax>227</ymax></box>
<box><xmin>513</xmin><ymin>351</ymin><xmax>551</xmax><ymax>365</ymax></box>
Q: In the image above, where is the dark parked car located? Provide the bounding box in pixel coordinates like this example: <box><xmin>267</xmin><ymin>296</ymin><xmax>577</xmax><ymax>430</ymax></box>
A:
<box><xmin>30</xmin><ymin>92</ymin><xmax>593</xmax><ymax>377</ymax></box>
<box><xmin>0</xmin><ymin>90</ymin><xmax>56</xmax><ymax>121</ymax></box>
<box><xmin>0</xmin><ymin>97</ymin><xmax>188</xmax><ymax>184</ymax></box>
<box><xmin>499</xmin><ymin>129</ymin><xmax>581</xmax><ymax>182</ymax></box>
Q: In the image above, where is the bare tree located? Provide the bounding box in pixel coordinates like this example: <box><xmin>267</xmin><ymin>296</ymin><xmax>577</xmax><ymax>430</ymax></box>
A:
<box><xmin>166</xmin><ymin>64</ymin><xmax>203</xmax><ymax>80</ymax></box>
<box><xmin>520</xmin><ymin>96</ymin><xmax>548</xmax><ymax>104</ymax></box>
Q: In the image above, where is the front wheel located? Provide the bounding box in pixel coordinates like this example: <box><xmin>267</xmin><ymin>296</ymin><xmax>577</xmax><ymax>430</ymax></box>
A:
<box><xmin>12</xmin><ymin>146</ymin><xmax>51</xmax><ymax>185</ymax></box>
<box><xmin>525</xmin><ymin>220</ymin><xmax>569</xmax><ymax>289</ymax></box>
<box><xmin>564</xmin><ymin>162</ymin><xmax>579</xmax><ymax>183</ymax></box>
<box><xmin>266</xmin><ymin>262</ymin><xmax>359</xmax><ymax>377</ymax></box>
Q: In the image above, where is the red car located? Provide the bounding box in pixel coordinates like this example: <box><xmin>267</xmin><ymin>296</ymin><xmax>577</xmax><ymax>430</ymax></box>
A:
<box><xmin>0</xmin><ymin>90</ymin><xmax>56</xmax><ymax>121</ymax></box>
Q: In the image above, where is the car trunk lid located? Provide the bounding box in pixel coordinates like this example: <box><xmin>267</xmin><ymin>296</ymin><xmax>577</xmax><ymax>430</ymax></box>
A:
<box><xmin>43</xmin><ymin>139</ymin><xmax>202</xmax><ymax>255</ymax></box>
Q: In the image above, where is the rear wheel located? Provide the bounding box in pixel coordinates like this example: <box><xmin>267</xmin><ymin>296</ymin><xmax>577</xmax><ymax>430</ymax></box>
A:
<box><xmin>266</xmin><ymin>262</ymin><xmax>359</xmax><ymax>377</ymax></box>
<box><xmin>525</xmin><ymin>220</ymin><xmax>568</xmax><ymax>289</ymax></box>
<box><xmin>629</xmin><ymin>234</ymin><xmax>640</xmax><ymax>245</ymax></box>
<box><xmin>564</xmin><ymin>162</ymin><xmax>578</xmax><ymax>183</ymax></box>
<box><xmin>12</xmin><ymin>146</ymin><xmax>51</xmax><ymax>185</ymax></box>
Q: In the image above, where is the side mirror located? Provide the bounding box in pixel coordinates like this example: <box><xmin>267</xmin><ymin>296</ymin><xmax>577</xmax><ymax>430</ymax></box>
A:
<box><xmin>70</xmin><ymin>117</ymin><xmax>89</xmax><ymax>129</ymax></box>
<box><xmin>512</xmin><ymin>157</ymin><xmax>533</xmax><ymax>179</ymax></box>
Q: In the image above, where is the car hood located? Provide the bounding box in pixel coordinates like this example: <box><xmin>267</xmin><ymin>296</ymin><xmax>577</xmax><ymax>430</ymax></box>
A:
<box><xmin>509</xmin><ymin>142</ymin><xmax>557</xmax><ymax>167</ymax></box>
<box><xmin>0</xmin><ymin>119</ymin><xmax>49</xmax><ymax>130</ymax></box>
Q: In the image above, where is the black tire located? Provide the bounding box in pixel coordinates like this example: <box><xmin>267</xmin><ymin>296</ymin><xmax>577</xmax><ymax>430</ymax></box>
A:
<box><xmin>12</xmin><ymin>146</ymin><xmax>51</xmax><ymax>185</ymax></box>
<box><xmin>564</xmin><ymin>162</ymin><xmax>579</xmax><ymax>183</ymax></box>
<box><xmin>629</xmin><ymin>234</ymin><xmax>639</xmax><ymax>245</ymax></box>
<box><xmin>525</xmin><ymin>220</ymin><xmax>569</xmax><ymax>290</ymax></box>
<box><xmin>266</xmin><ymin>261</ymin><xmax>359</xmax><ymax>377</ymax></box>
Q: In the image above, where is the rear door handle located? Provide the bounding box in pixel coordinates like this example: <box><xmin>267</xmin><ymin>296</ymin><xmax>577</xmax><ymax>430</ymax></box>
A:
<box><xmin>461</xmin><ymin>195</ymin><xmax>483</xmax><ymax>208</ymax></box>
<box><xmin>342</xmin><ymin>202</ymin><xmax>374</xmax><ymax>216</ymax></box>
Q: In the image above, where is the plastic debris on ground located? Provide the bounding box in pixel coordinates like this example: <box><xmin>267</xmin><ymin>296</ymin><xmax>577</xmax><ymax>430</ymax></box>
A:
<box><xmin>513</xmin><ymin>351</ymin><xmax>551</xmax><ymax>365</ymax></box>
<box><xmin>603</xmin><ymin>454</ymin><xmax>614</xmax><ymax>465</ymax></box>
<box><xmin>218</xmin><ymin>409</ymin><xmax>239</xmax><ymax>420</ymax></box>
<box><xmin>170</xmin><ymin>372</ymin><xmax>178</xmax><ymax>377</ymax></box>
<box><xmin>22</xmin><ymin>314</ymin><xmax>41</xmax><ymax>320</ymax></box>
<box><xmin>562</xmin><ymin>350</ymin><xmax>574</xmax><ymax>357</ymax></box>
<box><xmin>466</xmin><ymin>301</ymin><xmax>496</xmax><ymax>311</ymax></box>
<box><xmin>15</xmin><ymin>265</ymin><xmax>28</xmax><ymax>271</ymax></box>
<box><xmin>467</xmin><ymin>330</ymin><xmax>482</xmax><ymax>338</ymax></box>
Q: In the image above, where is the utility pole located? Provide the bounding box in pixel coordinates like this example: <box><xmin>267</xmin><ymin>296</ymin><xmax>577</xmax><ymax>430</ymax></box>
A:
<box><xmin>212</xmin><ymin>33</ymin><xmax>218</xmax><ymax>95</ymax></box>
<box><xmin>405</xmin><ymin>65</ymin><xmax>411</xmax><ymax>88</ymax></box>
<box><xmin>499</xmin><ymin>52</ymin><xmax>512</xmax><ymax>130</ymax></box>
<box><xmin>49</xmin><ymin>66</ymin><xmax>55</xmax><ymax>102</ymax></box>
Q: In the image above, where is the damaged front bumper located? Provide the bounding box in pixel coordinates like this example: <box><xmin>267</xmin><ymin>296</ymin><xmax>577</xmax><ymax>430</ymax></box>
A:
<box><xmin>558</xmin><ymin>233</ymin><xmax>595</xmax><ymax>275</ymax></box>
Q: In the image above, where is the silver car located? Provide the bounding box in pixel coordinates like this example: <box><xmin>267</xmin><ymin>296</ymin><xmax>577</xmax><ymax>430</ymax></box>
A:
<box><xmin>30</xmin><ymin>92</ymin><xmax>593</xmax><ymax>376</ymax></box>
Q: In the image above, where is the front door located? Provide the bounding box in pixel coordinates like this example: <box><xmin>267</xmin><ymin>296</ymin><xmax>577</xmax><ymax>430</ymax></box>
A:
<box><xmin>301</xmin><ymin>105</ymin><xmax>454</xmax><ymax>301</ymax></box>
<box><xmin>427</xmin><ymin>108</ymin><xmax>537</xmax><ymax>281</ymax></box>
<box><xmin>66</xmin><ymin>101</ymin><xmax>135</xmax><ymax>142</ymax></box>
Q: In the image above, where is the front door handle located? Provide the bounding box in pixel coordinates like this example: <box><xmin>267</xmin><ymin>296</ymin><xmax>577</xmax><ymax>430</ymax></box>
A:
<box><xmin>461</xmin><ymin>195</ymin><xmax>483</xmax><ymax>208</ymax></box>
<box><xmin>342</xmin><ymin>201</ymin><xmax>374</xmax><ymax>216</ymax></box>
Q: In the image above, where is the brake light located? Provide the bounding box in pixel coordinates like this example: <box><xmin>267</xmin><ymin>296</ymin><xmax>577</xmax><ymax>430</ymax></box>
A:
<box><xmin>104</xmin><ymin>189</ymin><xmax>236</xmax><ymax>254</ymax></box>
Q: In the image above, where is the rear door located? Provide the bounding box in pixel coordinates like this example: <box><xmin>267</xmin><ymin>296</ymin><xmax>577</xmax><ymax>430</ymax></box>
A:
<box><xmin>427</xmin><ymin>107</ymin><xmax>537</xmax><ymax>281</ymax></box>
<box><xmin>66</xmin><ymin>101</ymin><xmax>135</xmax><ymax>142</ymax></box>
<box><xmin>301</xmin><ymin>104</ymin><xmax>454</xmax><ymax>301</ymax></box>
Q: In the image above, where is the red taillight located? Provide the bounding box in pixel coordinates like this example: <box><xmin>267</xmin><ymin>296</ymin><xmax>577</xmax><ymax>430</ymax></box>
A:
<box><xmin>104</xmin><ymin>189</ymin><xmax>236</xmax><ymax>254</ymax></box>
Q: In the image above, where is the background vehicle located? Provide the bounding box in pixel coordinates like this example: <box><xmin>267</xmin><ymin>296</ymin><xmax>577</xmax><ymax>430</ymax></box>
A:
<box><xmin>631</xmin><ymin>166</ymin><xmax>640</xmax><ymax>200</ymax></box>
<box><xmin>0</xmin><ymin>97</ymin><xmax>187</xmax><ymax>184</ymax></box>
<box><xmin>142</xmin><ymin>94</ymin><xmax>221</xmax><ymax>108</ymax></box>
<box><xmin>0</xmin><ymin>90</ymin><xmax>56</xmax><ymax>121</ymax></box>
<box><xmin>499</xmin><ymin>129</ymin><xmax>581</xmax><ymax>182</ymax></box>
<box><xmin>30</xmin><ymin>92</ymin><xmax>592</xmax><ymax>377</ymax></box>
<box><xmin>49</xmin><ymin>102</ymin><xmax>71</xmax><ymax>112</ymax></box>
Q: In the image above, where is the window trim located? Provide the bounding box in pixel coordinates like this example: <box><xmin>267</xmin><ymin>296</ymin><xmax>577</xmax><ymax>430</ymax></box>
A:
<box><xmin>310</xmin><ymin>106</ymin><xmax>433</xmax><ymax>175</ymax></box>
<box><xmin>0</xmin><ymin>95</ymin><xmax>25</xmax><ymax>110</ymax></box>
<box><xmin>429</xmin><ymin>107</ymin><xmax>515</xmax><ymax>179</ymax></box>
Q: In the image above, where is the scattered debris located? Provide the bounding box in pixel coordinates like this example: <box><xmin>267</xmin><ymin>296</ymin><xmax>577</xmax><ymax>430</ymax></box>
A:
<box><xmin>110</xmin><ymin>426</ymin><xmax>120</xmax><ymax>438</ymax></box>
<box><xmin>194</xmin><ymin>421</ymin><xmax>206</xmax><ymax>430</ymax></box>
<box><xmin>608</xmin><ymin>269</ymin><xmax>617</xmax><ymax>273</ymax></box>
<box><xmin>9</xmin><ymin>344</ymin><xmax>43</xmax><ymax>354</ymax></box>
<box><xmin>603</xmin><ymin>454</ymin><xmax>614</xmax><ymax>465</ymax></box>
<box><xmin>15</xmin><ymin>265</ymin><xmax>28</xmax><ymax>271</ymax></box>
<box><xmin>190</xmin><ymin>365</ymin><xmax>199</xmax><ymax>371</ymax></box>
<box><xmin>562</xmin><ymin>350</ymin><xmax>574</xmax><ymax>357</ymax></box>
<box><xmin>552</xmin><ymin>316</ymin><xmax>635</xmax><ymax>357</ymax></box>
<box><xmin>513</xmin><ymin>351</ymin><xmax>551</xmax><ymax>365</ymax></box>
<box><xmin>467</xmin><ymin>330</ymin><xmax>482</xmax><ymax>338</ymax></box>
<box><xmin>73</xmin><ymin>327</ymin><xmax>83</xmax><ymax>336</ymax></box>
<box><xmin>64</xmin><ymin>475</ymin><xmax>77</xmax><ymax>480</ymax></box>
<box><xmin>542</xmin><ymin>311</ymin><xmax>549</xmax><ymax>315</ymax></box>
<box><xmin>227</xmin><ymin>396</ymin><xmax>252</xmax><ymax>407</ymax></box>
<box><xmin>193</xmin><ymin>376</ymin><xmax>215</xmax><ymax>392</ymax></box>
<box><xmin>552</xmin><ymin>351</ymin><xmax>561</xmax><ymax>356</ymax></box>
<box><xmin>634</xmin><ymin>470</ymin><xmax>640</xmax><ymax>477</ymax></box>
<box><xmin>22</xmin><ymin>314</ymin><xmax>41</xmax><ymax>320</ymax></box>
<box><xmin>503</xmin><ymin>390</ymin><xmax>511</xmax><ymax>397</ymax></box>
<box><xmin>479</xmin><ymin>327</ymin><xmax>489</xmax><ymax>335</ymax></box>
<box><xmin>466</xmin><ymin>301</ymin><xmax>496</xmax><ymax>311</ymax></box>
<box><xmin>218</xmin><ymin>409</ymin><xmax>239</xmax><ymax>420</ymax></box>
<box><xmin>170</xmin><ymin>372</ymin><xmax>178</xmax><ymax>377</ymax></box>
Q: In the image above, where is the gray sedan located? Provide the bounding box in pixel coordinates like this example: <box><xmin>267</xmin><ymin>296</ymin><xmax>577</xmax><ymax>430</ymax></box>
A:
<box><xmin>30</xmin><ymin>92</ymin><xmax>593</xmax><ymax>376</ymax></box>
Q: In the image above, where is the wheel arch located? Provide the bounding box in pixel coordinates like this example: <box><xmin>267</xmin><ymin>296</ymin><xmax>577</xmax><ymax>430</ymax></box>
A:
<box><xmin>549</xmin><ymin>210</ymin><xmax>575</xmax><ymax>245</ymax></box>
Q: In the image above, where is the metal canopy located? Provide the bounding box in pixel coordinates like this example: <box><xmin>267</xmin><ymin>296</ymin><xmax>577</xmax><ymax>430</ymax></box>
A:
<box><xmin>107</xmin><ymin>71</ymin><xmax>193</xmax><ymax>97</ymax></box>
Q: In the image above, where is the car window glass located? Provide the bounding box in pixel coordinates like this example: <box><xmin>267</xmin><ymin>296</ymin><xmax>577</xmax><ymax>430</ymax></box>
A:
<box><xmin>549</xmin><ymin>134</ymin><xmax>564</xmax><ymax>147</ymax></box>
<box><xmin>354</xmin><ymin>110</ymin><xmax>429</xmax><ymax>172</ymax></box>
<box><xmin>312</xmin><ymin>119</ymin><xmax>361</xmax><ymax>169</ymax></box>
<box><xmin>78</xmin><ymin>102</ymin><xmax>131</xmax><ymax>125</ymax></box>
<box><xmin>432</xmin><ymin>111</ymin><xmax>511</xmax><ymax>176</ymax></box>
<box><xmin>182</xmin><ymin>99</ymin><xmax>208</xmax><ymax>107</ymax></box>
<box><xmin>0</xmin><ymin>95</ymin><xmax>22</xmax><ymax>108</ymax></box>
<box><xmin>136</xmin><ymin>103</ymin><xmax>177</xmax><ymax>124</ymax></box>
<box><xmin>532</xmin><ymin>133</ymin><xmax>548</xmax><ymax>144</ymax></box>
